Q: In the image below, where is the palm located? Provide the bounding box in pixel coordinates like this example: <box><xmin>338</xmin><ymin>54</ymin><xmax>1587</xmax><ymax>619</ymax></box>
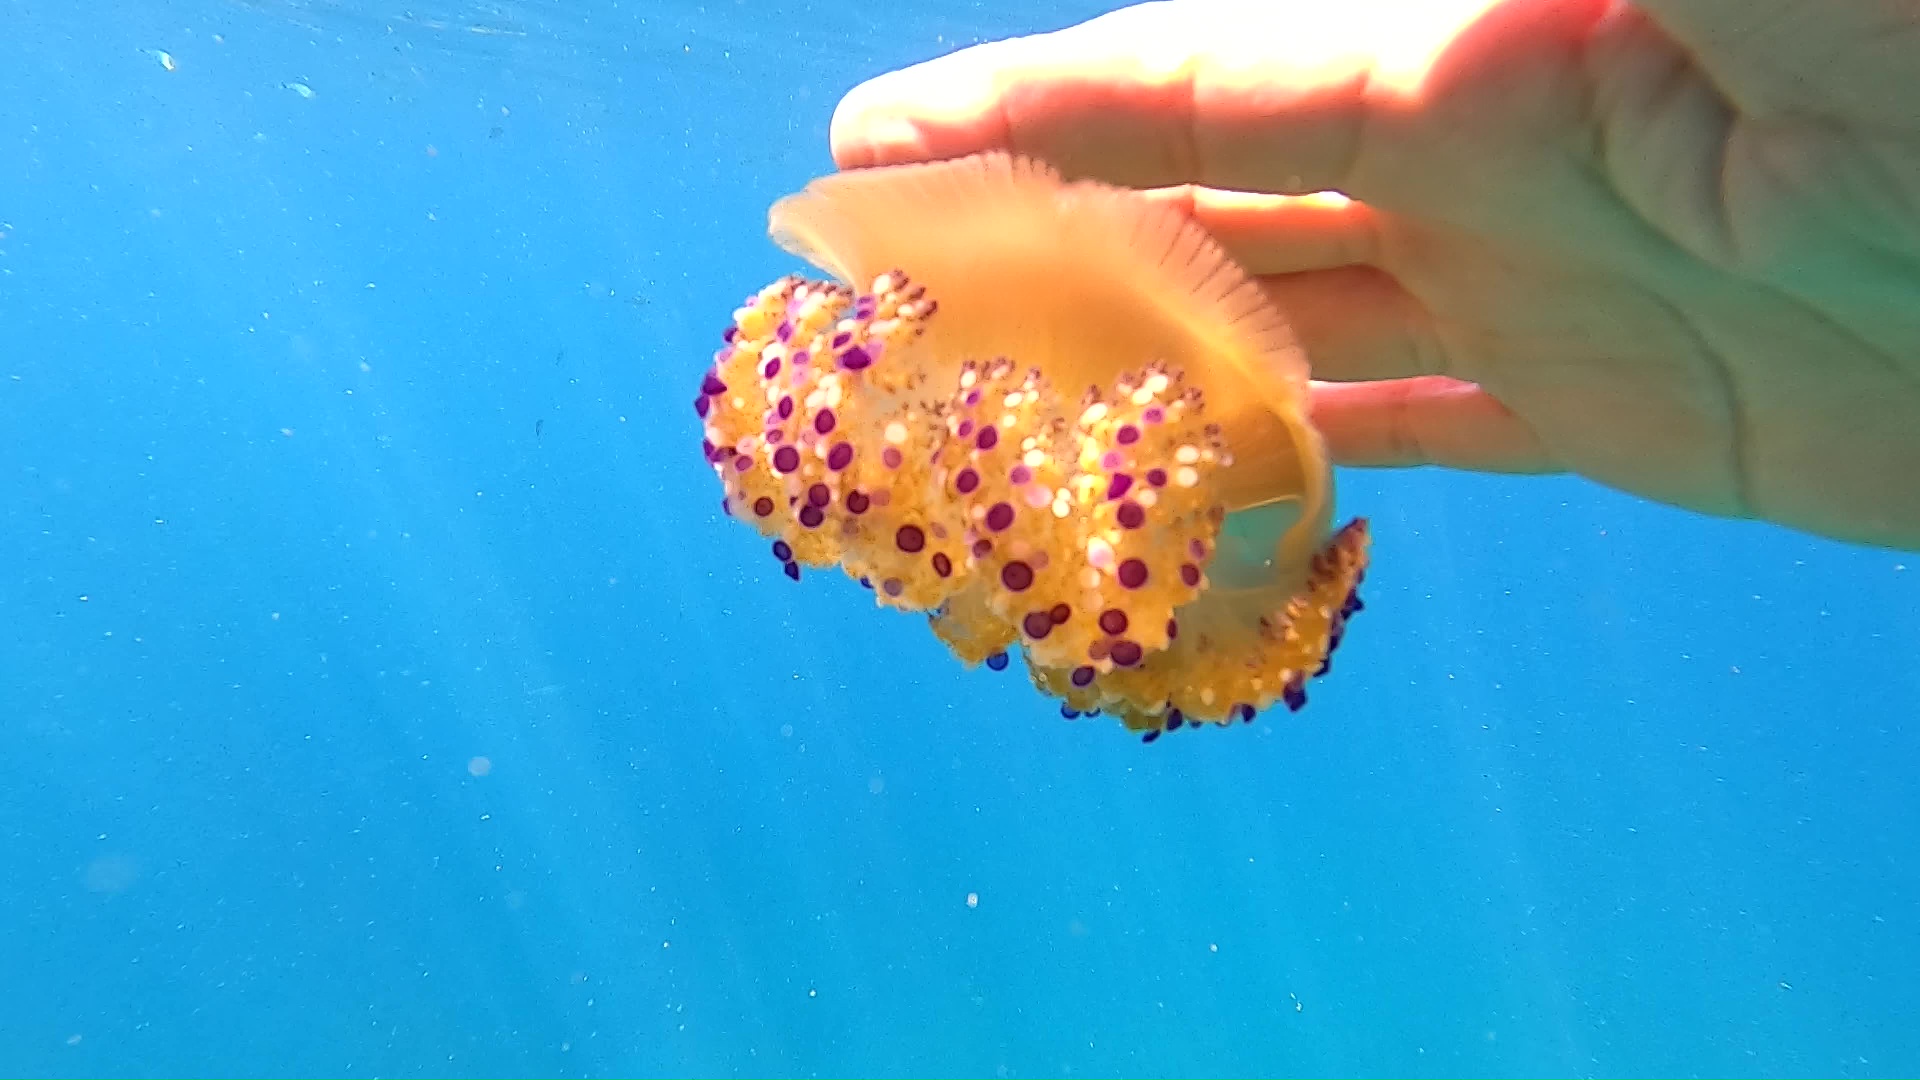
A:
<box><xmin>830</xmin><ymin>0</ymin><xmax>1920</xmax><ymax>550</ymax></box>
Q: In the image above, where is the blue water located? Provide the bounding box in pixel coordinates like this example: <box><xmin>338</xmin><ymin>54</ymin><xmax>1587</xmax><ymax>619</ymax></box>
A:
<box><xmin>4</xmin><ymin>1</ymin><xmax>1918</xmax><ymax>1077</ymax></box>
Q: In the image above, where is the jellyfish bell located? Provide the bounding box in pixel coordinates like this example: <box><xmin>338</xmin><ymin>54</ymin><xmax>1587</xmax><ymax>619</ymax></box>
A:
<box><xmin>699</xmin><ymin>152</ymin><xmax>1369</xmax><ymax>739</ymax></box>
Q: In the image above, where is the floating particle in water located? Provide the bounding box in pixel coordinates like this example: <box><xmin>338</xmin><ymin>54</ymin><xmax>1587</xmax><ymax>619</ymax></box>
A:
<box><xmin>467</xmin><ymin>755</ymin><xmax>492</xmax><ymax>777</ymax></box>
<box><xmin>965</xmin><ymin>892</ymin><xmax>978</xmax><ymax>909</ymax></box>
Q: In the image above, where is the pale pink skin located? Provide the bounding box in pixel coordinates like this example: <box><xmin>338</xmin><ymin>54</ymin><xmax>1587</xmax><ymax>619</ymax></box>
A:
<box><xmin>828</xmin><ymin>0</ymin><xmax>1920</xmax><ymax>552</ymax></box>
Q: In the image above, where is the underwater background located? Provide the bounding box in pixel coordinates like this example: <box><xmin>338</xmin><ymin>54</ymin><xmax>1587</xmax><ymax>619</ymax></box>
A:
<box><xmin>4</xmin><ymin>0</ymin><xmax>1919</xmax><ymax>1076</ymax></box>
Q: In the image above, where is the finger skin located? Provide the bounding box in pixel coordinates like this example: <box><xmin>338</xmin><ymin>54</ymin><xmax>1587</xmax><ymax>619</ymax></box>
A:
<box><xmin>1141</xmin><ymin>187</ymin><xmax>1379</xmax><ymax>274</ymax></box>
<box><xmin>825</xmin><ymin>0</ymin><xmax>1605</xmax><ymax>199</ymax></box>
<box><xmin>1310</xmin><ymin>376</ymin><xmax>1559</xmax><ymax>474</ymax></box>
<box><xmin>1260</xmin><ymin>266</ymin><xmax>1448</xmax><ymax>384</ymax></box>
<box><xmin>828</xmin><ymin>1</ymin><xmax>1393</xmax><ymax>192</ymax></box>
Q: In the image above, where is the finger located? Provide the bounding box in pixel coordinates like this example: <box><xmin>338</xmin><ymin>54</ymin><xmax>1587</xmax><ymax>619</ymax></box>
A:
<box><xmin>828</xmin><ymin>0</ymin><xmax>1506</xmax><ymax>194</ymax></box>
<box><xmin>830</xmin><ymin>2</ymin><xmax>1375</xmax><ymax>193</ymax></box>
<box><xmin>1259</xmin><ymin>266</ymin><xmax>1446</xmax><ymax>383</ymax></box>
<box><xmin>1310</xmin><ymin>376</ymin><xmax>1559</xmax><ymax>473</ymax></box>
<box><xmin>1142</xmin><ymin>187</ymin><xmax>1380</xmax><ymax>274</ymax></box>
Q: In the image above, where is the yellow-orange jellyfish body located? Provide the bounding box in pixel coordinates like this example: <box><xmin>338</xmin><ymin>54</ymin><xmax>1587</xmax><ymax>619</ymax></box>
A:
<box><xmin>697</xmin><ymin>153</ymin><xmax>1368</xmax><ymax>740</ymax></box>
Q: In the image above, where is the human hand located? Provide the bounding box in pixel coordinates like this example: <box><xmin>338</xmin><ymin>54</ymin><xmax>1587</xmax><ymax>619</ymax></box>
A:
<box><xmin>827</xmin><ymin>0</ymin><xmax>1920</xmax><ymax>551</ymax></box>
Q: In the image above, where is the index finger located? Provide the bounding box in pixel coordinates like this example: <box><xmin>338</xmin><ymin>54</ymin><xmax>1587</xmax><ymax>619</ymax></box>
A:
<box><xmin>828</xmin><ymin>0</ymin><xmax>1501</xmax><ymax>194</ymax></box>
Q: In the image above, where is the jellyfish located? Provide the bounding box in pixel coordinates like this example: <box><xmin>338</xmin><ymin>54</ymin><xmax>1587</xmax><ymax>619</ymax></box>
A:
<box><xmin>695</xmin><ymin>153</ymin><xmax>1369</xmax><ymax>741</ymax></box>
